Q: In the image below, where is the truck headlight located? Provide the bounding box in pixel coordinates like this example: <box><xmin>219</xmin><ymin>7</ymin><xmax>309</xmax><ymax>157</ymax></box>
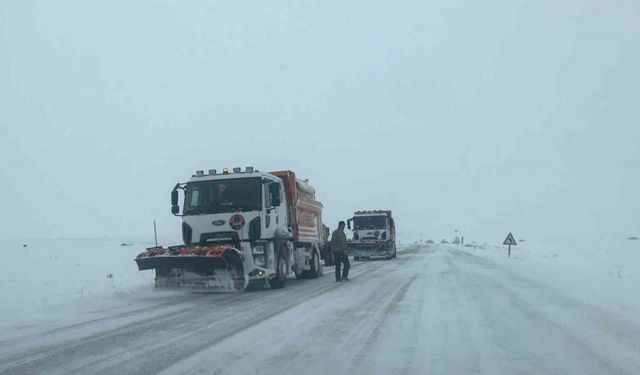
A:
<box><xmin>252</xmin><ymin>245</ymin><xmax>264</xmax><ymax>254</ymax></box>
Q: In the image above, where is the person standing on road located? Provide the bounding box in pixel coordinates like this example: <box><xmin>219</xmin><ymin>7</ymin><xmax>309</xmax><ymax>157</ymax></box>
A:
<box><xmin>331</xmin><ymin>221</ymin><xmax>350</xmax><ymax>282</ymax></box>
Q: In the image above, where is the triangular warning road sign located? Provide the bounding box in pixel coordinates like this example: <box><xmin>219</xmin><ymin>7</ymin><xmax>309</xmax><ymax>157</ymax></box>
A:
<box><xmin>503</xmin><ymin>233</ymin><xmax>517</xmax><ymax>246</ymax></box>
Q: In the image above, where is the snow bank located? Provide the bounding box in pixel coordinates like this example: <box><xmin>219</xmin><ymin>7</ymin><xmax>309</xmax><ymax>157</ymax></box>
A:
<box><xmin>0</xmin><ymin>238</ymin><xmax>156</xmax><ymax>336</ymax></box>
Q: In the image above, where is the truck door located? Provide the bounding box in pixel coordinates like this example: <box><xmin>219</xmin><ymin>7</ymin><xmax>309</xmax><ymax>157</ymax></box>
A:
<box><xmin>265</xmin><ymin>181</ymin><xmax>285</xmax><ymax>231</ymax></box>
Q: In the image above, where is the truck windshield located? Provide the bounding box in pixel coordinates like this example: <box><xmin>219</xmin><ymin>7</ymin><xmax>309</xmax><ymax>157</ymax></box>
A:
<box><xmin>353</xmin><ymin>216</ymin><xmax>387</xmax><ymax>230</ymax></box>
<box><xmin>183</xmin><ymin>178</ymin><xmax>262</xmax><ymax>215</ymax></box>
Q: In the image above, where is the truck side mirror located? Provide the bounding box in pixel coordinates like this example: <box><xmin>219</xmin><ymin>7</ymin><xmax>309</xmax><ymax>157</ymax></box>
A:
<box><xmin>269</xmin><ymin>183</ymin><xmax>281</xmax><ymax>207</ymax></box>
<box><xmin>171</xmin><ymin>190</ymin><xmax>179</xmax><ymax>206</ymax></box>
<box><xmin>171</xmin><ymin>189</ymin><xmax>180</xmax><ymax>215</ymax></box>
<box><xmin>347</xmin><ymin>219</ymin><xmax>352</xmax><ymax>230</ymax></box>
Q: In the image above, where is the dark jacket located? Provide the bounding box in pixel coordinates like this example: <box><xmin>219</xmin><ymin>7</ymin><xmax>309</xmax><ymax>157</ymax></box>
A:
<box><xmin>330</xmin><ymin>229</ymin><xmax>348</xmax><ymax>253</ymax></box>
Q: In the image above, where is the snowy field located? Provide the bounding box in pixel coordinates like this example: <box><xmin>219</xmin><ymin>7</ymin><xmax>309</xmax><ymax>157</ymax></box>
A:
<box><xmin>0</xmin><ymin>238</ymin><xmax>158</xmax><ymax>337</ymax></box>
<box><xmin>1</xmin><ymin>239</ymin><xmax>640</xmax><ymax>374</ymax></box>
<box><xmin>457</xmin><ymin>237</ymin><xmax>640</xmax><ymax>318</ymax></box>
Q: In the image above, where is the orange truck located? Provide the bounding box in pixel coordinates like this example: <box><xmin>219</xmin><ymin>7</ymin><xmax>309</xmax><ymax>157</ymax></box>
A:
<box><xmin>135</xmin><ymin>168</ymin><xmax>325</xmax><ymax>292</ymax></box>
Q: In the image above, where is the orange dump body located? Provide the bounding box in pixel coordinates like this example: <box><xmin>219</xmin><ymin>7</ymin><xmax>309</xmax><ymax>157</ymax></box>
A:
<box><xmin>270</xmin><ymin>170</ymin><xmax>323</xmax><ymax>244</ymax></box>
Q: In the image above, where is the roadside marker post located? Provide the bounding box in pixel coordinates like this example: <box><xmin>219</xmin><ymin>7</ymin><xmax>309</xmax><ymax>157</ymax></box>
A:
<box><xmin>503</xmin><ymin>233</ymin><xmax>517</xmax><ymax>257</ymax></box>
<box><xmin>154</xmin><ymin>220</ymin><xmax>158</xmax><ymax>247</ymax></box>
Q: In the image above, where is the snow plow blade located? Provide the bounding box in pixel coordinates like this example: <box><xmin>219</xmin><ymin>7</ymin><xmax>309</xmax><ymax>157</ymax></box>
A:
<box><xmin>348</xmin><ymin>241</ymin><xmax>392</xmax><ymax>259</ymax></box>
<box><xmin>135</xmin><ymin>244</ymin><xmax>247</xmax><ymax>292</ymax></box>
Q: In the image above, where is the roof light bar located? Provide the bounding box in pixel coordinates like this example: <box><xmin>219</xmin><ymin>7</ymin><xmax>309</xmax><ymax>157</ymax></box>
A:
<box><xmin>196</xmin><ymin>170</ymin><xmax>204</xmax><ymax>177</ymax></box>
<box><xmin>233</xmin><ymin>167</ymin><xmax>242</xmax><ymax>173</ymax></box>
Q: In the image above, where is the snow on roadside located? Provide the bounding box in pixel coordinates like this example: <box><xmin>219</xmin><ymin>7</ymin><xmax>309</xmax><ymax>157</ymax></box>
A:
<box><xmin>455</xmin><ymin>237</ymin><xmax>640</xmax><ymax>318</ymax></box>
<box><xmin>0</xmin><ymin>238</ymin><xmax>156</xmax><ymax>337</ymax></box>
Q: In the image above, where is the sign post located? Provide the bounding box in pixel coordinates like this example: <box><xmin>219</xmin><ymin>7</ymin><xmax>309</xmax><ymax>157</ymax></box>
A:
<box><xmin>503</xmin><ymin>233</ymin><xmax>517</xmax><ymax>257</ymax></box>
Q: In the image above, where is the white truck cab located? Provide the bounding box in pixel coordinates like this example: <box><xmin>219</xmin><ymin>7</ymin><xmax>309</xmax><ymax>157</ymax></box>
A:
<box><xmin>347</xmin><ymin>210</ymin><xmax>397</xmax><ymax>260</ymax></box>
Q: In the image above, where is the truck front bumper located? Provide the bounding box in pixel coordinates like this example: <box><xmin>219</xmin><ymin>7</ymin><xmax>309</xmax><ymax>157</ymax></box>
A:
<box><xmin>347</xmin><ymin>241</ymin><xmax>392</xmax><ymax>258</ymax></box>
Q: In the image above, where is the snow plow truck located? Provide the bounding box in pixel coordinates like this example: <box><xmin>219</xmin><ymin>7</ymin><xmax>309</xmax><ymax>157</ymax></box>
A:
<box><xmin>347</xmin><ymin>210</ymin><xmax>397</xmax><ymax>260</ymax></box>
<box><xmin>135</xmin><ymin>168</ymin><xmax>325</xmax><ymax>292</ymax></box>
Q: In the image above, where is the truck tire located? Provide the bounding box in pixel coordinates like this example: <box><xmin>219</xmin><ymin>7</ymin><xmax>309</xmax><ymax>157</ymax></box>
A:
<box><xmin>322</xmin><ymin>244</ymin><xmax>334</xmax><ymax>266</ymax></box>
<box><xmin>271</xmin><ymin>246</ymin><xmax>287</xmax><ymax>289</ymax></box>
<box><xmin>302</xmin><ymin>250</ymin><xmax>320</xmax><ymax>279</ymax></box>
<box><xmin>392</xmin><ymin>243</ymin><xmax>397</xmax><ymax>258</ymax></box>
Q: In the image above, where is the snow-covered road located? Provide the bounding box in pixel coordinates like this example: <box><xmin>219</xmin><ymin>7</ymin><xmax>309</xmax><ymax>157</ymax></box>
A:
<box><xmin>2</xmin><ymin>244</ymin><xmax>639</xmax><ymax>375</ymax></box>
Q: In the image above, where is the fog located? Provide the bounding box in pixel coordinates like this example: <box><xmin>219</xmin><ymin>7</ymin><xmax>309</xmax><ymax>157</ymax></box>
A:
<box><xmin>1</xmin><ymin>0</ymin><xmax>639</xmax><ymax>244</ymax></box>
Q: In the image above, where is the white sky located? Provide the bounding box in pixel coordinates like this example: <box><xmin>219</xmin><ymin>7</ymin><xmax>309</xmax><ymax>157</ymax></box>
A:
<box><xmin>1</xmin><ymin>0</ymin><xmax>639</xmax><ymax>244</ymax></box>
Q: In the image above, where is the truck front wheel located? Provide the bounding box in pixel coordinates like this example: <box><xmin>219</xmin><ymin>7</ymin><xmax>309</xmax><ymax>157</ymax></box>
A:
<box><xmin>271</xmin><ymin>246</ymin><xmax>288</xmax><ymax>289</ymax></box>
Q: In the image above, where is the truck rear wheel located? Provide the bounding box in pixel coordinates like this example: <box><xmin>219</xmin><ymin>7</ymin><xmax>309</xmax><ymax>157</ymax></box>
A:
<box><xmin>321</xmin><ymin>244</ymin><xmax>334</xmax><ymax>266</ymax></box>
<box><xmin>271</xmin><ymin>246</ymin><xmax>287</xmax><ymax>289</ymax></box>
<box><xmin>302</xmin><ymin>250</ymin><xmax>320</xmax><ymax>279</ymax></box>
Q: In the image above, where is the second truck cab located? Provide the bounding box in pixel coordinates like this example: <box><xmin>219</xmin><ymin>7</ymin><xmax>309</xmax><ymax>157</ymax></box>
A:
<box><xmin>347</xmin><ymin>210</ymin><xmax>397</xmax><ymax>260</ymax></box>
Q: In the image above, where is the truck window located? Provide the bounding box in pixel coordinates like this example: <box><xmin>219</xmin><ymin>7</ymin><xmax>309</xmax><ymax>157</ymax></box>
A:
<box><xmin>353</xmin><ymin>216</ymin><xmax>387</xmax><ymax>230</ymax></box>
<box><xmin>183</xmin><ymin>178</ymin><xmax>262</xmax><ymax>215</ymax></box>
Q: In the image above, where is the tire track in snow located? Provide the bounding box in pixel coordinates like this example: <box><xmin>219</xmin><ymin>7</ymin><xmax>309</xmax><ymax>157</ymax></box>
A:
<box><xmin>449</xmin><ymin>247</ymin><xmax>639</xmax><ymax>374</ymax></box>
<box><xmin>451</xmin><ymin>248</ymin><xmax>640</xmax><ymax>355</ymax></box>
<box><xmin>161</xmin><ymin>246</ymin><xmax>427</xmax><ymax>375</ymax></box>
